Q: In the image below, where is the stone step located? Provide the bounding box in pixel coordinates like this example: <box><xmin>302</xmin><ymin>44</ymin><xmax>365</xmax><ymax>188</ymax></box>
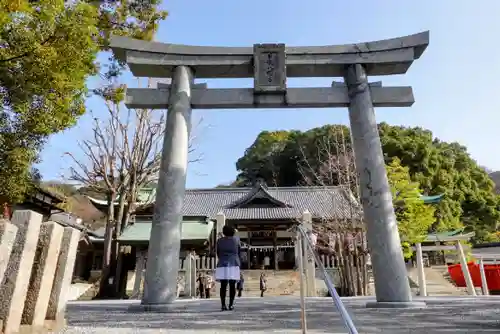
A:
<box><xmin>407</xmin><ymin>266</ymin><xmax>468</xmax><ymax>296</ymax></box>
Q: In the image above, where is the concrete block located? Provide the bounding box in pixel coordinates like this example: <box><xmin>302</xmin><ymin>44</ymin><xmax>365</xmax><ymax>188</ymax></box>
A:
<box><xmin>46</xmin><ymin>227</ymin><xmax>80</xmax><ymax>321</ymax></box>
<box><xmin>22</xmin><ymin>222</ymin><xmax>64</xmax><ymax>327</ymax></box>
<box><xmin>0</xmin><ymin>210</ymin><xmax>43</xmax><ymax>334</ymax></box>
<box><xmin>0</xmin><ymin>220</ymin><xmax>18</xmax><ymax>283</ymax></box>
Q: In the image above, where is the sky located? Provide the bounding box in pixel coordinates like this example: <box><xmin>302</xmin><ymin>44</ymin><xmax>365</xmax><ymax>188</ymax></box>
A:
<box><xmin>37</xmin><ymin>0</ymin><xmax>500</xmax><ymax>189</ymax></box>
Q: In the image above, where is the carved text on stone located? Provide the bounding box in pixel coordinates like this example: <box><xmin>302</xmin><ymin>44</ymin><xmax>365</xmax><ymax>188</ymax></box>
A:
<box><xmin>253</xmin><ymin>44</ymin><xmax>286</xmax><ymax>93</ymax></box>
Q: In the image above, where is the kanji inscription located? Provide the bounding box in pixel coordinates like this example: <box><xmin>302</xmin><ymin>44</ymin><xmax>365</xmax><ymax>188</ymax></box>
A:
<box><xmin>253</xmin><ymin>44</ymin><xmax>286</xmax><ymax>93</ymax></box>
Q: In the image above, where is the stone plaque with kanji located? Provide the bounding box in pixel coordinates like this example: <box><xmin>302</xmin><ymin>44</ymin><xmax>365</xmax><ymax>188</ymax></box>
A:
<box><xmin>253</xmin><ymin>44</ymin><xmax>286</xmax><ymax>93</ymax></box>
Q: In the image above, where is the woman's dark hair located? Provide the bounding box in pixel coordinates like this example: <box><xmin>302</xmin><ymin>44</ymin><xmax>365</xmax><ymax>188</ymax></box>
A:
<box><xmin>222</xmin><ymin>225</ymin><xmax>235</xmax><ymax>237</ymax></box>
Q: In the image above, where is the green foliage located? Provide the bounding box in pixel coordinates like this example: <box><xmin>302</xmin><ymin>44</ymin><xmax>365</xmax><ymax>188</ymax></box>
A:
<box><xmin>480</xmin><ymin>231</ymin><xmax>500</xmax><ymax>243</ymax></box>
<box><xmin>236</xmin><ymin>123</ymin><xmax>500</xmax><ymax>243</ymax></box>
<box><xmin>0</xmin><ymin>0</ymin><xmax>167</xmax><ymax>205</ymax></box>
<box><xmin>41</xmin><ymin>181</ymin><xmax>78</xmax><ymax>197</ymax></box>
<box><xmin>42</xmin><ymin>184</ymin><xmax>73</xmax><ymax>212</ymax></box>
<box><xmin>489</xmin><ymin>171</ymin><xmax>500</xmax><ymax>194</ymax></box>
<box><xmin>377</xmin><ymin>123</ymin><xmax>500</xmax><ymax>241</ymax></box>
<box><xmin>387</xmin><ymin>158</ymin><xmax>435</xmax><ymax>258</ymax></box>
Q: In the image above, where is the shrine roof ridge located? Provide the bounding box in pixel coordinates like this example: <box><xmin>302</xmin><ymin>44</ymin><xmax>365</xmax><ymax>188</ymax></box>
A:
<box><xmin>110</xmin><ymin>31</ymin><xmax>429</xmax><ymax>79</ymax></box>
<box><xmin>87</xmin><ymin>185</ymin><xmax>363</xmax><ymax>221</ymax></box>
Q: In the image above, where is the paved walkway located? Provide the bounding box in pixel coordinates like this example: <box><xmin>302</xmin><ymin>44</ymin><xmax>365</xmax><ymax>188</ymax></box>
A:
<box><xmin>61</xmin><ymin>296</ymin><xmax>500</xmax><ymax>333</ymax></box>
<box><xmin>407</xmin><ymin>266</ymin><xmax>467</xmax><ymax>296</ymax></box>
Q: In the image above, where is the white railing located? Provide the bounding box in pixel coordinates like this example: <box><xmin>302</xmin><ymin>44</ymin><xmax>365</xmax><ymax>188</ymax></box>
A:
<box><xmin>177</xmin><ymin>256</ymin><xmax>216</xmax><ymax>271</ymax></box>
<box><xmin>296</xmin><ymin>224</ymin><xmax>358</xmax><ymax>334</ymax></box>
<box><xmin>470</xmin><ymin>252</ymin><xmax>500</xmax><ymax>296</ymax></box>
<box><xmin>318</xmin><ymin>254</ymin><xmax>340</xmax><ymax>269</ymax></box>
<box><xmin>186</xmin><ymin>254</ymin><xmax>340</xmax><ymax>271</ymax></box>
<box><xmin>194</xmin><ymin>256</ymin><xmax>217</xmax><ymax>270</ymax></box>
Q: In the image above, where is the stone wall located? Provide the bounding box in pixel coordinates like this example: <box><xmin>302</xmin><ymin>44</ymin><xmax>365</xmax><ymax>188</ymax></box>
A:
<box><xmin>0</xmin><ymin>210</ymin><xmax>80</xmax><ymax>334</ymax></box>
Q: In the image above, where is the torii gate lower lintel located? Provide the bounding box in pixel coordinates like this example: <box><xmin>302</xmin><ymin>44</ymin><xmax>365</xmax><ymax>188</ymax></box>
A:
<box><xmin>110</xmin><ymin>31</ymin><xmax>430</xmax><ymax>309</ymax></box>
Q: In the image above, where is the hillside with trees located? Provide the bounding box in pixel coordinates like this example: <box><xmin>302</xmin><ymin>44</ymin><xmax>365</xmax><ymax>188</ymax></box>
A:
<box><xmin>234</xmin><ymin>123</ymin><xmax>500</xmax><ymax>243</ymax></box>
<box><xmin>489</xmin><ymin>171</ymin><xmax>500</xmax><ymax>194</ymax></box>
<box><xmin>41</xmin><ymin>181</ymin><xmax>105</xmax><ymax>228</ymax></box>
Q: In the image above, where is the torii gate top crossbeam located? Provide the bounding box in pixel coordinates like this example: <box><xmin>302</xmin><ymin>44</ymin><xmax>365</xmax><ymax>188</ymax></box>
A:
<box><xmin>110</xmin><ymin>31</ymin><xmax>429</xmax><ymax>79</ymax></box>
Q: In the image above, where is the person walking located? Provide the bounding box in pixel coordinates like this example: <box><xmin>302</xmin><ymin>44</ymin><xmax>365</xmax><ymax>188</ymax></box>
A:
<box><xmin>237</xmin><ymin>272</ymin><xmax>244</xmax><ymax>297</ymax></box>
<box><xmin>215</xmin><ymin>225</ymin><xmax>241</xmax><ymax>311</ymax></box>
<box><xmin>205</xmin><ymin>272</ymin><xmax>214</xmax><ymax>299</ymax></box>
<box><xmin>263</xmin><ymin>254</ymin><xmax>270</xmax><ymax>269</ymax></box>
<box><xmin>260</xmin><ymin>272</ymin><xmax>267</xmax><ymax>298</ymax></box>
<box><xmin>196</xmin><ymin>272</ymin><xmax>205</xmax><ymax>298</ymax></box>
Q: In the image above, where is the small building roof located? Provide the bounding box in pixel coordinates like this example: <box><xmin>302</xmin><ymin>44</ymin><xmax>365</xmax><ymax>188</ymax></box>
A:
<box><xmin>118</xmin><ymin>219</ymin><xmax>214</xmax><ymax>244</ymax></box>
<box><xmin>420</xmin><ymin>194</ymin><xmax>444</xmax><ymax>204</ymax></box>
<box><xmin>423</xmin><ymin>229</ymin><xmax>475</xmax><ymax>242</ymax></box>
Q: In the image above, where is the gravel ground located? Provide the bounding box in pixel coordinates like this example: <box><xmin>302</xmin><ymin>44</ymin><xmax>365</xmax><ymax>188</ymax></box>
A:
<box><xmin>60</xmin><ymin>296</ymin><xmax>500</xmax><ymax>333</ymax></box>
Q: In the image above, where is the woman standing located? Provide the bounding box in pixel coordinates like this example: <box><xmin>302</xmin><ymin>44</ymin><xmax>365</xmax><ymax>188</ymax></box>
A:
<box><xmin>215</xmin><ymin>225</ymin><xmax>240</xmax><ymax>311</ymax></box>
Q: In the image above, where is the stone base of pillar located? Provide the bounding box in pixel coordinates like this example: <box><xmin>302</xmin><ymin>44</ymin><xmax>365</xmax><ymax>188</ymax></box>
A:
<box><xmin>366</xmin><ymin>301</ymin><xmax>426</xmax><ymax>309</ymax></box>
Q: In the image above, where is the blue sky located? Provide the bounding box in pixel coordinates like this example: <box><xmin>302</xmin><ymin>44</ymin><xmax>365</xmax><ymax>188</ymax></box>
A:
<box><xmin>37</xmin><ymin>0</ymin><xmax>500</xmax><ymax>188</ymax></box>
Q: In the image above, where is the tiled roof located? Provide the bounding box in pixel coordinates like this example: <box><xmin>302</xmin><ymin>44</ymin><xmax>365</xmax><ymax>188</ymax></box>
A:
<box><xmin>87</xmin><ymin>185</ymin><xmax>363</xmax><ymax>221</ymax></box>
<box><xmin>183</xmin><ymin>186</ymin><xmax>362</xmax><ymax>220</ymax></box>
<box><xmin>226</xmin><ymin>185</ymin><xmax>291</xmax><ymax>208</ymax></box>
<box><xmin>174</xmin><ymin>185</ymin><xmax>360</xmax><ymax>220</ymax></box>
<box><xmin>223</xmin><ymin>207</ymin><xmax>303</xmax><ymax>220</ymax></box>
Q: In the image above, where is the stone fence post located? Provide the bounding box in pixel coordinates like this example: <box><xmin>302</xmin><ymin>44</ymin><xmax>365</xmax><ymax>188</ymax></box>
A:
<box><xmin>0</xmin><ymin>210</ymin><xmax>81</xmax><ymax>333</ymax></box>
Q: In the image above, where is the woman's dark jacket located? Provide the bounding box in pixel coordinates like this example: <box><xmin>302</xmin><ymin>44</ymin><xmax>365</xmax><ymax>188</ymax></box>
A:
<box><xmin>216</xmin><ymin>236</ymin><xmax>241</xmax><ymax>268</ymax></box>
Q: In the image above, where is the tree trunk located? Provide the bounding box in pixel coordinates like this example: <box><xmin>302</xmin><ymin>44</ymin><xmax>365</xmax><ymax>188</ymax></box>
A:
<box><xmin>354</xmin><ymin>235</ymin><xmax>362</xmax><ymax>295</ymax></box>
<box><xmin>115</xmin><ymin>246</ymin><xmax>128</xmax><ymax>298</ymax></box>
<box><xmin>337</xmin><ymin>234</ymin><xmax>348</xmax><ymax>296</ymax></box>
<box><xmin>361</xmin><ymin>254</ymin><xmax>368</xmax><ymax>296</ymax></box>
<box><xmin>347</xmin><ymin>252</ymin><xmax>356</xmax><ymax>296</ymax></box>
<box><xmin>97</xmin><ymin>192</ymin><xmax>117</xmax><ymax>299</ymax></box>
<box><xmin>110</xmin><ymin>191</ymin><xmax>128</xmax><ymax>297</ymax></box>
<box><xmin>122</xmin><ymin>173</ymin><xmax>138</xmax><ymax>233</ymax></box>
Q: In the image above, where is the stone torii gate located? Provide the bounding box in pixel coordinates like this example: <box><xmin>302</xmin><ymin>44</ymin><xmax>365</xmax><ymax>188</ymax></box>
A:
<box><xmin>110</xmin><ymin>31</ymin><xmax>429</xmax><ymax>310</ymax></box>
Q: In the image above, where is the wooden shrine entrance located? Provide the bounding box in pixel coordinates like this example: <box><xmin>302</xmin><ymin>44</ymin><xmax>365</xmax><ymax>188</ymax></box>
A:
<box><xmin>232</xmin><ymin>222</ymin><xmax>296</xmax><ymax>270</ymax></box>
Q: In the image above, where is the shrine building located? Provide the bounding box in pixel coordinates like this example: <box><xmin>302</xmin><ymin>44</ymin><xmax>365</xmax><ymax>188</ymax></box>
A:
<box><xmin>80</xmin><ymin>182</ymin><xmax>362</xmax><ymax>277</ymax></box>
<box><xmin>76</xmin><ymin>182</ymin><xmax>446</xmax><ymax>281</ymax></box>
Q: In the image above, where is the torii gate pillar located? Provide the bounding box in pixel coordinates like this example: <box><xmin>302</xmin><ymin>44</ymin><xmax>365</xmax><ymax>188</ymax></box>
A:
<box><xmin>141</xmin><ymin>65</ymin><xmax>193</xmax><ymax>308</ymax></box>
<box><xmin>345</xmin><ymin>64</ymin><xmax>424</xmax><ymax>308</ymax></box>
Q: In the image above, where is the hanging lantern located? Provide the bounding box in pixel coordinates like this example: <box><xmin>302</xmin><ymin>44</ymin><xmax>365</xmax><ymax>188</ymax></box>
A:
<box><xmin>344</xmin><ymin>233</ymin><xmax>355</xmax><ymax>251</ymax></box>
<box><xmin>310</xmin><ymin>232</ymin><xmax>317</xmax><ymax>247</ymax></box>
<box><xmin>328</xmin><ymin>233</ymin><xmax>337</xmax><ymax>251</ymax></box>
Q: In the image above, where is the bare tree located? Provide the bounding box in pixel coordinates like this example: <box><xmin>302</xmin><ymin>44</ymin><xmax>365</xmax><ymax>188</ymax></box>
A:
<box><xmin>65</xmin><ymin>78</ymin><xmax>203</xmax><ymax>297</ymax></box>
<box><xmin>297</xmin><ymin>126</ymin><xmax>369</xmax><ymax>296</ymax></box>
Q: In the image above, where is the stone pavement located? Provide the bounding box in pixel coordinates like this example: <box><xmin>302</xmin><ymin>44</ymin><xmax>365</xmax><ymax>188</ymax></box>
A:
<box><xmin>61</xmin><ymin>296</ymin><xmax>500</xmax><ymax>333</ymax></box>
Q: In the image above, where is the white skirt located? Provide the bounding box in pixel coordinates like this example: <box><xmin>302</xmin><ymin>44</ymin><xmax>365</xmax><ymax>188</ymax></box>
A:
<box><xmin>215</xmin><ymin>266</ymin><xmax>240</xmax><ymax>281</ymax></box>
